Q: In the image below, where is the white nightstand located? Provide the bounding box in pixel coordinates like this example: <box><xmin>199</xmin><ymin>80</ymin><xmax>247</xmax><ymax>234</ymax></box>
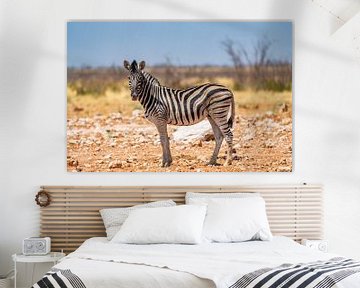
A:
<box><xmin>12</xmin><ymin>252</ymin><xmax>65</xmax><ymax>288</ymax></box>
<box><xmin>301</xmin><ymin>239</ymin><xmax>328</xmax><ymax>252</ymax></box>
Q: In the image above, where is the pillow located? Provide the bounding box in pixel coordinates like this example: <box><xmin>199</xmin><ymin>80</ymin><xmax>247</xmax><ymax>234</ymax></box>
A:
<box><xmin>186</xmin><ymin>192</ymin><xmax>259</xmax><ymax>204</ymax></box>
<box><xmin>100</xmin><ymin>200</ymin><xmax>176</xmax><ymax>240</ymax></box>
<box><xmin>111</xmin><ymin>205</ymin><xmax>207</xmax><ymax>244</ymax></box>
<box><xmin>202</xmin><ymin>197</ymin><xmax>272</xmax><ymax>243</ymax></box>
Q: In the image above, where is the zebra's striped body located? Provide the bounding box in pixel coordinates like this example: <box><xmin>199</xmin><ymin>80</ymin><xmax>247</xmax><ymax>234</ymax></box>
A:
<box><xmin>124</xmin><ymin>60</ymin><xmax>235</xmax><ymax>167</ymax></box>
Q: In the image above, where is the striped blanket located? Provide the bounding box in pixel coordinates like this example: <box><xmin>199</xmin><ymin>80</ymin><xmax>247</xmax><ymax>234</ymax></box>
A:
<box><xmin>230</xmin><ymin>258</ymin><xmax>360</xmax><ymax>288</ymax></box>
<box><xmin>32</xmin><ymin>269</ymin><xmax>86</xmax><ymax>288</ymax></box>
<box><xmin>33</xmin><ymin>258</ymin><xmax>360</xmax><ymax>288</ymax></box>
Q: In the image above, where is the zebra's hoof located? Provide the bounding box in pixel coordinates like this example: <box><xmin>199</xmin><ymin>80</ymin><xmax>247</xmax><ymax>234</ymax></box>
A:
<box><xmin>207</xmin><ymin>162</ymin><xmax>220</xmax><ymax>166</ymax></box>
<box><xmin>162</xmin><ymin>161</ymin><xmax>172</xmax><ymax>167</ymax></box>
<box><xmin>224</xmin><ymin>161</ymin><xmax>232</xmax><ymax>167</ymax></box>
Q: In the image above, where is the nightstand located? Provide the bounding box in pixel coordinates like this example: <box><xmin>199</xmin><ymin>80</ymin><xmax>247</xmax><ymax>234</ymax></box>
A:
<box><xmin>301</xmin><ymin>239</ymin><xmax>328</xmax><ymax>252</ymax></box>
<box><xmin>12</xmin><ymin>252</ymin><xmax>65</xmax><ymax>288</ymax></box>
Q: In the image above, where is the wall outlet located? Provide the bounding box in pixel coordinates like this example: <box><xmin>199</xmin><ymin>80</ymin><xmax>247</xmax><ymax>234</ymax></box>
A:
<box><xmin>301</xmin><ymin>239</ymin><xmax>328</xmax><ymax>252</ymax></box>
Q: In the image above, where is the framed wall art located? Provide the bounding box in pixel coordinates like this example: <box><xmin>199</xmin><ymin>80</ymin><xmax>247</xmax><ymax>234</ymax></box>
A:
<box><xmin>67</xmin><ymin>21</ymin><xmax>292</xmax><ymax>172</ymax></box>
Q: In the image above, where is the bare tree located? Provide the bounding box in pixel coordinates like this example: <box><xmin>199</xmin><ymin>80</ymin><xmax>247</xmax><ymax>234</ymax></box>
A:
<box><xmin>252</xmin><ymin>37</ymin><xmax>272</xmax><ymax>89</ymax></box>
<box><xmin>254</xmin><ymin>37</ymin><xmax>272</xmax><ymax>67</ymax></box>
<box><xmin>221</xmin><ymin>38</ymin><xmax>247</xmax><ymax>89</ymax></box>
<box><xmin>222</xmin><ymin>35</ymin><xmax>292</xmax><ymax>91</ymax></box>
<box><xmin>222</xmin><ymin>38</ymin><xmax>244</xmax><ymax>69</ymax></box>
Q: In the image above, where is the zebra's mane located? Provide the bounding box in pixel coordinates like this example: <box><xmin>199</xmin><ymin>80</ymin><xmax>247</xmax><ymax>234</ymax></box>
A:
<box><xmin>142</xmin><ymin>71</ymin><xmax>160</xmax><ymax>86</ymax></box>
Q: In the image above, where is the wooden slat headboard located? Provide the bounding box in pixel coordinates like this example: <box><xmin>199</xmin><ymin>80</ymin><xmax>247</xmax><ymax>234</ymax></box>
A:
<box><xmin>39</xmin><ymin>184</ymin><xmax>323</xmax><ymax>253</ymax></box>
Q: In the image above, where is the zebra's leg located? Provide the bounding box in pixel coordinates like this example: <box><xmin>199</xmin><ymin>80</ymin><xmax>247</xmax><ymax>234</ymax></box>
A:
<box><xmin>155</xmin><ymin>122</ymin><xmax>172</xmax><ymax>167</ymax></box>
<box><xmin>212</xmin><ymin>117</ymin><xmax>233</xmax><ymax>166</ymax></box>
<box><xmin>207</xmin><ymin>117</ymin><xmax>224</xmax><ymax>166</ymax></box>
<box><xmin>224</xmin><ymin>131</ymin><xmax>233</xmax><ymax>166</ymax></box>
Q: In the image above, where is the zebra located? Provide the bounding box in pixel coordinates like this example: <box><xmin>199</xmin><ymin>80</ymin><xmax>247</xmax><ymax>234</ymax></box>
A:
<box><xmin>124</xmin><ymin>60</ymin><xmax>235</xmax><ymax>167</ymax></box>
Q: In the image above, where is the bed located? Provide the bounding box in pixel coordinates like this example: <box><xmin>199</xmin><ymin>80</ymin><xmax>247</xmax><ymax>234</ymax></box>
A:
<box><xmin>33</xmin><ymin>185</ymin><xmax>360</xmax><ymax>287</ymax></box>
<box><xmin>33</xmin><ymin>236</ymin><xmax>360</xmax><ymax>288</ymax></box>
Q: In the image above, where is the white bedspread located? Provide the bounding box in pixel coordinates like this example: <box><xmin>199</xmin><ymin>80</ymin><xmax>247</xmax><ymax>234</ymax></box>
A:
<box><xmin>54</xmin><ymin>237</ymin><xmax>360</xmax><ymax>288</ymax></box>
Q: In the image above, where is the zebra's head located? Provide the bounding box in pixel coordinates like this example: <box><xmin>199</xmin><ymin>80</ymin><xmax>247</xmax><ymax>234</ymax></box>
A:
<box><xmin>124</xmin><ymin>60</ymin><xmax>146</xmax><ymax>101</ymax></box>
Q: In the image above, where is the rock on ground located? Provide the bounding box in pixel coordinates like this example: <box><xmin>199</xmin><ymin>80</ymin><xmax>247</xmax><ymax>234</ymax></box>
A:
<box><xmin>173</xmin><ymin>120</ymin><xmax>213</xmax><ymax>143</ymax></box>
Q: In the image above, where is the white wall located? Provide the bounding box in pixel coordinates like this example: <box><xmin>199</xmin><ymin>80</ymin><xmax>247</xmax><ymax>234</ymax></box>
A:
<box><xmin>1</xmin><ymin>0</ymin><xmax>360</xmax><ymax>285</ymax></box>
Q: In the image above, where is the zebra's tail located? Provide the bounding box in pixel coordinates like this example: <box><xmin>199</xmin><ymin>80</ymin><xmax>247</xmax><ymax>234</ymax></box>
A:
<box><xmin>227</xmin><ymin>92</ymin><xmax>235</xmax><ymax>129</ymax></box>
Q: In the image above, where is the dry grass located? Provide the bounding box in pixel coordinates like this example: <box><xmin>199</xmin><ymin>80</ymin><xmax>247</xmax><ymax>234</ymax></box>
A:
<box><xmin>67</xmin><ymin>84</ymin><xmax>141</xmax><ymax>118</ymax></box>
<box><xmin>67</xmin><ymin>79</ymin><xmax>292</xmax><ymax>118</ymax></box>
<box><xmin>234</xmin><ymin>90</ymin><xmax>291</xmax><ymax>115</ymax></box>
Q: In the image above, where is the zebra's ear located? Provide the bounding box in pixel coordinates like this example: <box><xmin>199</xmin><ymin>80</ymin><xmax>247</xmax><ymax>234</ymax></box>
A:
<box><xmin>139</xmin><ymin>61</ymin><xmax>146</xmax><ymax>70</ymax></box>
<box><xmin>124</xmin><ymin>60</ymin><xmax>131</xmax><ymax>71</ymax></box>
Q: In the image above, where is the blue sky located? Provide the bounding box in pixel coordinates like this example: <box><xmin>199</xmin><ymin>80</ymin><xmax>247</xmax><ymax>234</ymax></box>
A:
<box><xmin>67</xmin><ymin>21</ymin><xmax>292</xmax><ymax>67</ymax></box>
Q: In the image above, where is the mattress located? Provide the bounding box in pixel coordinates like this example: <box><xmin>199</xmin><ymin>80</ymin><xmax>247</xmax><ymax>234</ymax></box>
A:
<box><xmin>35</xmin><ymin>236</ymin><xmax>360</xmax><ymax>288</ymax></box>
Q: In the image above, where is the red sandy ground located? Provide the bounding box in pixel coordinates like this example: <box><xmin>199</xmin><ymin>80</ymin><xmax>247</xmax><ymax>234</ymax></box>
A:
<box><xmin>67</xmin><ymin>107</ymin><xmax>292</xmax><ymax>172</ymax></box>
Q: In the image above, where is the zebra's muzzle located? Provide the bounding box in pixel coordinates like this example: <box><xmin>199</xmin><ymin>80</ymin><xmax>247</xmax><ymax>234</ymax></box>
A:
<box><xmin>131</xmin><ymin>94</ymin><xmax>138</xmax><ymax>101</ymax></box>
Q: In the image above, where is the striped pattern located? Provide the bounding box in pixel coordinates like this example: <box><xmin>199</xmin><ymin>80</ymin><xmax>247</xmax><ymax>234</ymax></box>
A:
<box><xmin>39</xmin><ymin>184</ymin><xmax>323</xmax><ymax>253</ymax></box>
<box><xmin>124</xmin><ymin>60</ymin><xmax>235</xmax><ymax>166</ymax></box>
<box><xmin>140</xmin><ymin>72</ymin><xmax>234</xmax><ymax>127</ymax></box>
<box><xmin>229</xmin><ymin>258</ymin><xmax>360</xmax><ymax>288</ymax></box>
<box><xmin>31</xmin><ymin>259</ymin><xmax>360</xmax><ymax>288</ymax></box>
<box><xmin>32</xmin><ymin>269</ymin><xmax>85</xmax><ymax>288</ymax></box>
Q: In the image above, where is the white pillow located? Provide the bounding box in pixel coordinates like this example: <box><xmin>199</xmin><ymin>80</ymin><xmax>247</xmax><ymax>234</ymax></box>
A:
<box><xmin>100</xmin><ymin>200</ymin><xmax>176</xmax><ymax>240</ymax></box>
<box><xmin>186</xmin><ymin>192</ymin><xmax>259</xmax><ymax>204</ymax></box>
<box><xmin>111</xmin><ymin>205</ymin><xmax>207</xmax><ymax>244</ymax></box>
<box><xmin>202</xmin><ymin>197</ymin><xmax>272</xmax><ymax>243</ymax></box>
